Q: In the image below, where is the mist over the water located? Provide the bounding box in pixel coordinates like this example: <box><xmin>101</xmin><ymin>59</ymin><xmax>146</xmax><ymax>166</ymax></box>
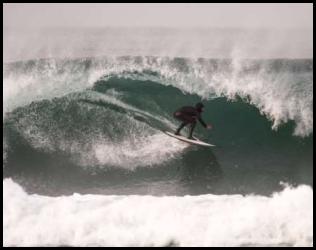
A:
<box><xmin>4</xmin><ymin>27</ymin><xmax>313</xmax><ymax>62</ymax></box>
<box><xmin>4</xmin><ymin>3</ymin><xmax>313</xmax><ymax>62</ymax></box>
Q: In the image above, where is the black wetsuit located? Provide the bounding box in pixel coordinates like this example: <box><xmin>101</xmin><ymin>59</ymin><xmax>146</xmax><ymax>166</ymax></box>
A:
<box><xmin>173</xmin><ymin>106</ymin><xmax>207</xmax><ymax>138</ymax></box>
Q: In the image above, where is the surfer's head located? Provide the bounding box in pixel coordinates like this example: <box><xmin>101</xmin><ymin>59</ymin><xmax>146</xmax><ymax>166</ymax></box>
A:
<box><xmin>195</xmin><ymin>102</ymin><xmax>204</xmax><ymax>112</ymax></box>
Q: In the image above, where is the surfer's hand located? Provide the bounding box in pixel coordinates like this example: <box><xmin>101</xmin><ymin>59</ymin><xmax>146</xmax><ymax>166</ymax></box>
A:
<box><xmin>207</xmin><ymin>124</ymin><xmax>212</xmax><ymax>129</ymax></box>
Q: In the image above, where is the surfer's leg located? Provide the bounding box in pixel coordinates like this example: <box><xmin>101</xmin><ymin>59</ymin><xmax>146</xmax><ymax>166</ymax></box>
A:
<box><xmin>188</xmin><ymin>121</ymin><xmax>196</xmax><ymax>139</ymax></box>
<box><xmin>175</xmin><ymin>122</ymin><xmax>188</xmax><ymax>135</ymax></box>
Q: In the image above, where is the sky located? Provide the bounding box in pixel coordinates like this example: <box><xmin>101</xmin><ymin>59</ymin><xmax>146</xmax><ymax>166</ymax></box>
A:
<box><xmin>3</xmin><ymin>3</ymin><xmax>313</xmax><ymax>29</ymax></box>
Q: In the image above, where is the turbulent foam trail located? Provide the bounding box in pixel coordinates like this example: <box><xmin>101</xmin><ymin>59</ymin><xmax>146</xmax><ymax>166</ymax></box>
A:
<box><xmin>3</xmin><ymin>87</ymin><xmax>186</xmax><ymax>173</ymax></box>
<box><xmin>93</xmin><ymin>133</ymin><xmax>187</xmax><ymax>169</ymax></box>
<box><xmin>3</xmin><ymin>179</ymin><xmax>313</xmax><ymax>247</ymax></box>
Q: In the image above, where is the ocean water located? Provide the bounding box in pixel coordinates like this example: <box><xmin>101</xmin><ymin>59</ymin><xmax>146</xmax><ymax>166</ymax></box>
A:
<box><xmin>3</xmin><ymin>28</ymin><xmax>313</xmax><ymax>247</ymax></box>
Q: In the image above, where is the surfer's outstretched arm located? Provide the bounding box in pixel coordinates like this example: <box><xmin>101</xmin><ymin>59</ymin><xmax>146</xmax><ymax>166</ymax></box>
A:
<box><xmin>198</xmin><ymin>116</ymin><xmax>212</xmax><ymax>129</ymax></box>
<box><xmin>198</xmin><ymin>116</ymin><xmax>207</xmax><ymax>128</ymax></box>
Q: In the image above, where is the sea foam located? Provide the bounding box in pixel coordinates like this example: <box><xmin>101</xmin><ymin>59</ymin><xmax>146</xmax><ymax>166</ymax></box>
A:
<box><xmin>3</xmin><ymin>178</ymin><xmax>313</xmax><ymax>247</ymax></box>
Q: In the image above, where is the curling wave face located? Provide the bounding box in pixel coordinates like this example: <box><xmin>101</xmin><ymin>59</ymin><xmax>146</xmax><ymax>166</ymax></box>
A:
<box><xmin>4</xmin><ymin>56</ymin><xmax>313</xmax><ymax>136</ymax></box>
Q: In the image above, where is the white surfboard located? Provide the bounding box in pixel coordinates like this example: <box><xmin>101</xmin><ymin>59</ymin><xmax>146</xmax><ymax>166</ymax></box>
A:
<box><xmin>164</xmin><ymin>131</ymin><xmax>215</xmax><ymax>147</ymax></box>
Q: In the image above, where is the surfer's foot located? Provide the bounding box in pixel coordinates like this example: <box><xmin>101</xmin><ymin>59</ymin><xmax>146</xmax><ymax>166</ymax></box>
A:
<box><xmin>175</xmin><ymin>132</ymin><xmax>181</xmax><ymax>136</ymax></box>
<box><xmin>187</xmin><ymin>136</ymin><xmax>195</xmax><ymax>140</ymax></box>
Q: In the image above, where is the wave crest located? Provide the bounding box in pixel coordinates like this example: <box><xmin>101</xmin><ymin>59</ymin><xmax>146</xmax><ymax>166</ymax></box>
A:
<box><xmin>4</xmin><ymin>56</ymin><xmax>313</xmax><ymax>137</ymax></box>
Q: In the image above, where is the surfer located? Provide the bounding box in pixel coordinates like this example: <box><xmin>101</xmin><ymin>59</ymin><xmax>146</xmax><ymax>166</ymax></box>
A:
<box><xmin>173</xmin><ymin>102</ymin><xmax>212</xmax><ymax>139</ymax></box>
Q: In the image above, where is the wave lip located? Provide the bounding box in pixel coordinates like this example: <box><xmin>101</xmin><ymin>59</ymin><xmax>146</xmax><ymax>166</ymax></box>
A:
<box><xmin>3</xmin><ymin>179</ymin><xmax>313</xmax><ymax>247</ymax></box>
